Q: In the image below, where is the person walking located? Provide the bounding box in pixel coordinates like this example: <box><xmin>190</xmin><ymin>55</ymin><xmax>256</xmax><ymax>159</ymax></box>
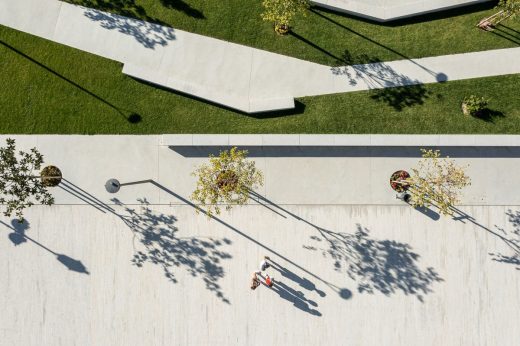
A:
<box><xmin>265</xmin><ymin>274</ymin><xmax>274</xmax><ymax>288</ymax></box>
<box><xmin>257</xmin><ymin>256</ymin><xmax>271</xmax><ymax>274</ymax></box>
<box><xmin>250</xmin><ymin>272</ymin><xmax>261</xmax><ymax>290</ymax></box>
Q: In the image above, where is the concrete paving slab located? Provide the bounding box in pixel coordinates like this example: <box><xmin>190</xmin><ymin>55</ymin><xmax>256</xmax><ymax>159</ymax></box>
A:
<box><xmin>1</xmin><ymin>204</ymin><xmax>518</xmax><ymax>345</ymax></box>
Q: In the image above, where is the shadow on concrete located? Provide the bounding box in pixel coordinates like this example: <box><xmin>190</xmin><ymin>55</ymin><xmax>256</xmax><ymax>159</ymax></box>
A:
<box><xmin>306</xmin><ymin>224</ymin><xmax>443</xmax><ymax>301</ymax></box>
<box><xmin>170</xmin><ymin>146</ymin><xmax>520</xmax><ymax>158</ymax></box>
<box><xmin>160</xmin><ymin>0</ymin><xmax>205</xmax><ymax>19</ymax></box>
<box><xmin>0</xmin><ymin>219</ymin><xmax>90</xmax><ymax>274</ymax></box>
<box><xmin>268</xmin><ymin>258</ymin><xmax>326</xmax><ymax>297</ymax></box>
<box><xmin>60</xmin><ymin>179</ymin><xmax>116</xmax><ymax>214</ymax></box>
<box><xmin>310</xmin><ymin>8</ymin><xmax>446</xmax><ymax>81</ymax></box>
<box><xmin>451</xmin><ymin>207</ymin><xmax>520</xmax><ymax>270</ymax></box>
<box><xmin>83</xmin><ymin>8</ymin><xmax>175</xmax><ymax>49</ymax></box>
<box><xmin>109</xmin><ymin>179</ymin><xmax>345</xmax><ymax>300</ymax></box>
<box><xmin>0</xmin><ymin>40</ymin><xmax>142</xmax><ymax>124</ymax></box>
<box><xmin>259</xmin><ymin>273</ymin><xmax>322</xmax><ymax>316</ymax></box>
<box><xmin>412</xmin><ymin>205</ymin><xmax>440</xmax><ymax>221</ymax></box>
<box><xmin>250</xmin><ymin>191</ymin><xmax>442</xmax><ymax>301</ymax></box>
<box><xmin>111</xmin><ymin>197</ymin><xmax>232</xmax><ymax>303</ymax></box>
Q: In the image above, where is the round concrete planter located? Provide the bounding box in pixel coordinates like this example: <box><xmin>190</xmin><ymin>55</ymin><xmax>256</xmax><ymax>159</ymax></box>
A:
<box><xmin>40</xmin><ymin>165</ymin><xmax>62</xmax><ymax>187</ymax></box>
<box><xmin>390</xmin><ymin>170</ymin><xmax>410</xmax><ymax>192</ymax></box>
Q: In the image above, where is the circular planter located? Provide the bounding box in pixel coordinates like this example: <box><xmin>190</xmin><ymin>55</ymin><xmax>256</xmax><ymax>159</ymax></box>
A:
<box><xmin>461</xmin><ymin>101</ymin><xmax>484</xmax><ymax>117</ymax></box>
<box><xmin>40</xmin><ymin>165</ymin><xmax>62</xmax><ymax>187</ymax></box>
<box><xmin>216</xmin><ymin>170</ymin><xmax>238</xmax><ymax>190</ymax></box>
<box><xmin>390</xmin><ymin>170</ymin><xmax>410</xmax><ymax>192</ymax></box>
<box><xmin>275</xmin><ymin>23</ymin><xmax>289</xmax><ymax>35</ymax></box>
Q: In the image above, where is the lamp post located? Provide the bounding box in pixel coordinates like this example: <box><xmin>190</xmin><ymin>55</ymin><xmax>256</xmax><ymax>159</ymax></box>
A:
<box><xmin>105</xmin><ymin>179</ymin><xmax>122</xmax><ymax>193</ymax></box>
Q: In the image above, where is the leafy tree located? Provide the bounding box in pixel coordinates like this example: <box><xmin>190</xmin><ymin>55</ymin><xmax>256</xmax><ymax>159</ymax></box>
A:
<box><xmin>498</xmin><ymin>0</ymin><xmax>520</xmax><ymax>19</ymax></box>
<box><xmin>0</xmin><ymin>138</ymin><xmax>55</xmax><ymax>221</ymax></box>
<box><xmin>261</xmin><ymin>0</ymin><xmax>309</xmax><ymax>34</ymax></box>
<box><xmin>191</xmin><ymin>147</ymin><xmax>263</xmax><ymax>217</ymax></box>
<box><xmin>404</xmin><ymin>149</ymin><xmax>471</xmax><ymax>216</ymax></box>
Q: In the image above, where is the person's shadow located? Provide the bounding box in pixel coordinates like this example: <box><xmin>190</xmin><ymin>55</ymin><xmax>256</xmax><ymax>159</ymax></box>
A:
<box><xmin>267</xmin><ymin>258</ymin><xmax>326</xmax><ymax>297</ymax></box>
<box><xmin>258</xmin><ymin>273</ymin><xmax>322</xmax><ymax>316</ymax></box>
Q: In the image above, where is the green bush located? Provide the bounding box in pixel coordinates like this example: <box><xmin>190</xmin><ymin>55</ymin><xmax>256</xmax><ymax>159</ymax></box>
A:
<box><xmin>462</xmin><ymin>95</ymin><xmax>489</xmax><ymax>116</ymax></box>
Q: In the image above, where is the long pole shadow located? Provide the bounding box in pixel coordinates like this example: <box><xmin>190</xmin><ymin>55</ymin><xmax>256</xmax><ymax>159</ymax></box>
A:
<box><xmin>0</xmin><ymin>40</ymin><xmax>141</xmax><ymax>123</ymax></box>
<box><xmin>0</xmin><ymin>219</ymin><xmax>90</xmax><ymax>274</ymax></box>
<box><xmin>450</xmin><ymin>206</ymin><xmax>520</xmax><ymax>255</ymax></box>
<box><xmin>110</xmin><ymin>179</ymin><xmax>349</xmax><ymax>296</ymax></box>
<box><xmin>309</xmin><ymin>9</ymin><xmax>441</xmax><ymax>78</ymax></box>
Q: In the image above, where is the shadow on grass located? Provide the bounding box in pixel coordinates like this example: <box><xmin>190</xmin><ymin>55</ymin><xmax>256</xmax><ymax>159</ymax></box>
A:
<box><xmin>160</xmin><ymin>0</ymin><xmax>205</xmax><ymax>19</ymax></box>
<box><xmin>130</xmin><ymin>77</ymin><xmax>305</xmax><ymax>118</ymax></box>
<box><xmin>0</xmin><ymin>219</ymin><xmax>90</xmax><ymax>274</ymax></box>
<box><xmin>472</xmin><ymin>108</ymin><xmax>505</xmax><ymax>123</ymax></box>
<box><xmin>0</xmin><ymin>40</ymin><xmax>142</xmax><ymax>124</ymax></box>
<box><xmin>331</xmin><ymin>49</ymin><xmax>434</xmax><ymax>111</ymax></box>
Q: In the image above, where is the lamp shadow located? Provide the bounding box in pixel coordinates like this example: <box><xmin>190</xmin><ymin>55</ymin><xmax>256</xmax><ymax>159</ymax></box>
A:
<box><xmin>159</xmin><ymin>0</ymin><xmax>205</xmax><ymax>19</ymax></box>
<box><xmin>0</xmin><ymin>40</ymin><xmax>142</xmax><ymax>124</ymax></box>
<box><xmin>250</xmin><ymin>191</ymin><xmax>443</xmax><ymax>301</ymax></box>
<box><xmin>1</xmin><ymin>219</ymin><xmax>90</xmax><ymax>274</ymax></box>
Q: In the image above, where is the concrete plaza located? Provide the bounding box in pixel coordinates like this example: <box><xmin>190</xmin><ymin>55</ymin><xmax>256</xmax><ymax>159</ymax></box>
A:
<box><xmin>0</xmin><ymin>135</ymin><xmax>519</xmax><ymax>345</ymax></box>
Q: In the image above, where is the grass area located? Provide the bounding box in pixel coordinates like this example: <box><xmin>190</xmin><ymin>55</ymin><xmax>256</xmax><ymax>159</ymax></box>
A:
<box><xmin>62</xmin><ymin>0</ymin><xmax>520</xmax><ymax>65</ymax></box>
<box><xmin>1</xmin><ymin>24</ymin><xmax>520</xmax><ymax>134</ymax></box>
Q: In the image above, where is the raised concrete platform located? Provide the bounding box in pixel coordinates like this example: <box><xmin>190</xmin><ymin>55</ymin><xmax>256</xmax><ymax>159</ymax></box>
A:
<box><xmin>1</xmin><ymin>0</ymin><xmax>520</xmax><ymax>113</ymax></box>
<box><xmin>161</xmin><ymin>134</ymin><xmax>520</xmax><ymax>147</ymax></box>
<box><xmin>313</xmin><ymin>0</ymin><xmax>491</xmax><ymax>22</ymax></box>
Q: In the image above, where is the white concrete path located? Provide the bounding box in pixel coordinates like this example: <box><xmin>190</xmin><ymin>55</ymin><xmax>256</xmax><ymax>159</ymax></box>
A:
<box><xmin>0</xmin><ymin>135</ymin><xmax>519</xmax><ymax>345</ymax></box>
<box><xmin>1</xmin><ymin>0</ymin><xmax>519</xmax><ymax>113</ymax></box>
<box><xmin>2</xmin><ymin>135</ymin><xmax>520</xmax><ymax>207</ymax></box>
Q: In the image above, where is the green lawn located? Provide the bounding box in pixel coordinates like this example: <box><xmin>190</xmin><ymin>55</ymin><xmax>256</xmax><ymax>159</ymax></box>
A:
<box><xmin>62</xmin><ymin>0</ymin><xmax>520</xmax><ymax>65</ymax></box>
<box><xmin>1</xmin><ymin>24</ymin><xmax>519</xmax><ymax>134</ymax></box>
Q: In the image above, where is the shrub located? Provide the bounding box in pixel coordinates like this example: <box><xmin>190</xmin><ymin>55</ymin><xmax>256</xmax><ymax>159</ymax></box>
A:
<box><xmin>462</xmin><ymin>95</ymin><xmax>489</xmax><ymax>116</ymax></box>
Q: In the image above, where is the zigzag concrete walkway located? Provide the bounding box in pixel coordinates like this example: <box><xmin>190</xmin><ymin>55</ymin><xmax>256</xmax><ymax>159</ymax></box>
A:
<box><xmin>1</xmin><ymin>0</ymin><xmax>520</xmax><ymax>113</ymax></box>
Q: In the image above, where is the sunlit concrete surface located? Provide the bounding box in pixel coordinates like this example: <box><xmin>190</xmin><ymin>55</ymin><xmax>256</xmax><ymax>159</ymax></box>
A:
<box><xmin>0</xmin><ymin>135</ymin><xmax>519</xmax><ymax>345</ymax></box>
<box><xmin>0</xmin><ymin>204</ymin><xmax>519</xmax><ymax>345</ymax></box>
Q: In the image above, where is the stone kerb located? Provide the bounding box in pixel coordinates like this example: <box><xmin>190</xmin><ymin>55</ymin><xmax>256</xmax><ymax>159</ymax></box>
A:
<box><xmin>161</xmin><ymin>134</ymin><xmax>520</xmax><ymax>147</ymax></box>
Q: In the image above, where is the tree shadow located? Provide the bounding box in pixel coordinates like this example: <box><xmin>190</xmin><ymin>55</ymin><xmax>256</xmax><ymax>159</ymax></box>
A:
<box><xmin>305</xmin><ymin>224</ymin><xmax>443</xmax><ymax>301</ymax></box>
<box><xmin>82</xmin><ymin>8</ymin><xmax>176</xmax><ymax>49</ymax></box>
<box><xmin>160</xmin><ymin>0</ymin><xmax>205</xmax><ymax>19</ymax></box>
<box><xmin>64</xmin><ymin>0</ymin><xmax>165</xmax><ymax>24</ymax></box>
<box><xmin>111</xmin><ymin>197</ymin><xmax>232</xmax><ymax>303</ymax></box>
<box><xmin>0</xmin><ymin>40</ymin><xmax>142</xmax><ymax>123</ymax></box>
<box><xmin>488</xmin><ymin>210</ymin><xmax>520</xmax><ymax>270</ymax></box>
<box><xmin>450</xmin><ymin>207</ymin><xmax>520</xmax><ymax>270</ymax></box>
<box><xmin>0</xmin><ymin>219</ymin><xmax>90</xmax><ymax>274</ymax></box>
<box><xmin>472</xmin><ymin>108</ymin><xmax>505</xmax><ymax>123</ymax></box>
<box><xmin>332</xmin><ymin>50</ymin><xmax>432</xmax><ymax>111</ymax></box>
<box><xmin>259</xmin><ymin>274</ymin><xmax>322</xmax><ymax>316</ymax></box>
<box><xmin>249</xmin><ymin>191</ymin><xmax>442</xmax><ymax>301</ymax></box>
<box><xmin>108</xmin><ymin>179</ymin><xmax>346</xmax><ymax>299</ymax></box>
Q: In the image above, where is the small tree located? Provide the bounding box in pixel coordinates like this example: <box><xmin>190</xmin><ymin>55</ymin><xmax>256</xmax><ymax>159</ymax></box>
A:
<box><xmin>261</xmin><ymin>0</ymin><xmax>309</xmax><ymax>34</ymax></box>
<box><xmin>0</xmin><ymin>138</ymin><xmax>55</xmax><ymax>221</ymax></box>
<box><xmin>499</xmin><ymin>0</ymin><xmax>520</xmax><ymax>18</ymax></box>
<box><xmin>191</xmin><ymin>147</ymin><xmax>263</xmax><ymax>217</ymax></box>
<box><xmin>478</xmin><ymin>0</ymin><xmax>519</xmax><ymax>28</ymax></box>
<box><xmin>403</xmin><ymin>149</ymin><xmax>471</xmax><ymax>216</ymax></box>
